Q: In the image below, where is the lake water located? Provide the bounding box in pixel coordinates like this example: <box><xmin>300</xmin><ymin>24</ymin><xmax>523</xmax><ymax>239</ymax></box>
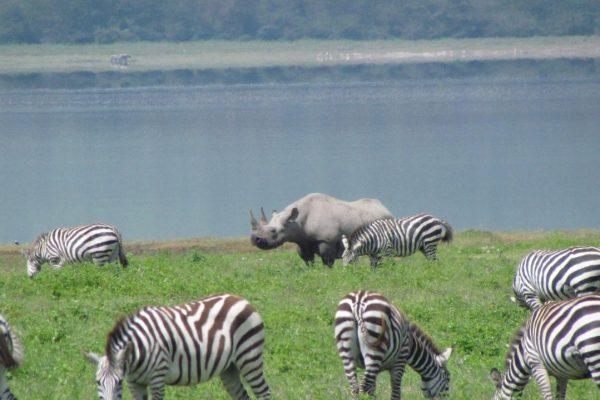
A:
<box><xmin>1</xmin><ymin>74</ymin><xmax>600</xmax><ymax>244</ymax></box>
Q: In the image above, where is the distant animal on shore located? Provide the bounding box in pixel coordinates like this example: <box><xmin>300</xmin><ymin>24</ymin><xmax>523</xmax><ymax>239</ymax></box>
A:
<box><xmin>511</xmin><ymin>246</ymin><xmax>600</xmax><ymax>311</ymax></box>
<box><xmin>341</xmin><ymin>213</ymin><xmax>453</xmax><ymax>267</ymax></box>
<box><xmin>84</xmin><ymin>293</ymin><xmax>271</xmax><ymax>400</ymax></box>
<box><xmin>250</xmin><ymin>193</ymin><xmax>393</xmax><ymax>266</ymax></box>
<box><xmin>491</xmin><ymin>295</ymin><xmax>600</xmax><ymax>399</ymax></box>
<box><xmin>0</xmin><ymin>314</ymin><xmax>23</xmax><ymax>400</ymax></box>
<box><xmin>22</xmin><ymin>223</ymin><xmax>128</xmax><ymax>278</ymax></box>
<box><xmin>335</xmin><ymin>290</ymin><xmax>452</xmax><ymax>399</ymax></box>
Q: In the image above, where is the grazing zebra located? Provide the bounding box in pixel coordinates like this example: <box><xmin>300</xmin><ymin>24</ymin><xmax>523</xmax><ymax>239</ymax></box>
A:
<box><xmin>341</xmin><ymin>213</ymin><xmax>453</xmax><ymax>267</ymax></box>
<box><xmin>334</xmin><ymin>290</ymin><xmax>452</xmax><ymax>399</ymax></box>
<box><xmin>490</xmin><ymin>295</ymin><xmax>600</xmax><ymax>399</ymax></box>
<box><xmin>22</xmin><ymin>223</ymin><xmax>128</xmax><ymax>278</ymax></box>
<box><xmin>84</xmin><ymin>293</ymin><xmax>271</xmax><ymax>400</ymax></box>
<box><xmin>511</xmin><ymin>246</ymin><xmax>600</xmax><ymax>311</ymax></box>
<box><xmin>0</xmin><ymin>314</ymin><xmax>23</xmax><ymax>400</ymax></box>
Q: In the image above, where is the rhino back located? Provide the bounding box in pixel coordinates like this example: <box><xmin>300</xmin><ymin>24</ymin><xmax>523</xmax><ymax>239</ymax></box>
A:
<box><xmin>298</xmin><ymin>194</ymin><xmax>393</xmax><ymax>241</ymax></box>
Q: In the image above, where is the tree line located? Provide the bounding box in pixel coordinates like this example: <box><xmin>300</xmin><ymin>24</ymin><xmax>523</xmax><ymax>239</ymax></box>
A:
<box><xmin>1</xmin><ymin>0</ymin><xmax>598</xmax><ymax>44</ymax></box>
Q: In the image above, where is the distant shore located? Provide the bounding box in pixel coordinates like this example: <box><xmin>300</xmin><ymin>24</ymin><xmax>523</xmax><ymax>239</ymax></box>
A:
<box><xmin>1</xmin><ymin>36</ymin><xmax>599</xmax><ymax>75</ymax></box>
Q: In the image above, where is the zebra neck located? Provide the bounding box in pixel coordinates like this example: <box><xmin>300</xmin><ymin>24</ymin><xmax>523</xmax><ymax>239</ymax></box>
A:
<box><xmin>406</xmin><ymin>323</ymin><xmax>443</xmax><ymax>379</ymax></box>
<box><xmin>500</xmin><ymin>329</ymin><xmax>530</xmax><ymax>397</ymax></box>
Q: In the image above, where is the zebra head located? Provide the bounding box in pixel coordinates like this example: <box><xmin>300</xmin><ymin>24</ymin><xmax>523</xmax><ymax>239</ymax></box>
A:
<box><xmin>341</xmin><ymin>235</ymin><xmax>357</xmax><ymax>266</ymax></box>
<box><xmin>421</xmin><ymin>347</ymin><xmax>452</xmax><ymax>398</ymax></box>
<box><xmin>21</xmin><ymin>249</ymin><xmax>42</xmax><ymax>279</ymax></box>
<box><xmin>84</xmin><ymin>342</ymin><xmax>132</xmax><ymax>400</ymax></box>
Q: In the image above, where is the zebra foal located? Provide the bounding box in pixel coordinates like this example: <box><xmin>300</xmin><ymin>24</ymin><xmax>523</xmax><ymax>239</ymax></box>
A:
<box><xmin>84</xmin><ymin>293</ymin><xmax>271</xmax><ymax>400</ymax></box>
<box><xmin>22</xmin><ymin>223</ymin><xmax>128</xmax><ymax>278</ymax></box>
<box><xmin>0</xmin><ymin>315</ymin><xmax>23</xmax><ymax>400</ymax></box>
<box><xmin>341</xmin><ymin>213</ymin><xmax>453</xmax><ymax>267</ymax></box>
<box><xmin>511</xmin><ymin>246</ymin><xmax>600</xmax><ymax>311</ymax></box>
<box><xmin>490</xmin><ymin>295</ymin><xmax>600</xmax><ymax>399</ymax></box>
<box><xmin>335</xmin><ymin>290</ymin><xmax>452</xmax><ymax>399</ymax></box>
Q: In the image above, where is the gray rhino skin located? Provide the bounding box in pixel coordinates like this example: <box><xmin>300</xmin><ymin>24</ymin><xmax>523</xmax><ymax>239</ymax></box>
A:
<box><xmin>250</xmin><ymin>193</ymin><xmax>394</xmax><ymax>267</ymax></box>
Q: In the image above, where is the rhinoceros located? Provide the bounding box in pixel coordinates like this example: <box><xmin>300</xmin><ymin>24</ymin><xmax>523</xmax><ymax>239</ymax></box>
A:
<box><xmin>250</xmin><ymin>193</ymin><xmax>394</xmax><ymax>266</ymax></box>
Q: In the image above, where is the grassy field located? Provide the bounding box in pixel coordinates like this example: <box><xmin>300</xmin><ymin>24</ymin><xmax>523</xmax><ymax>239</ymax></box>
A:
<box><xmin>2</xmin><ymin>230</ymin><xmax>600</xmax><ymax>399</ymax></box>
<box><xmin>0</xmin><ymin>36</ymin><xmax>599</xmax><ymax>74</ymax></box>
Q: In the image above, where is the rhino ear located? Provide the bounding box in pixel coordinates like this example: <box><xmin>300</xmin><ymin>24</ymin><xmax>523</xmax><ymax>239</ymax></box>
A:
<box><xmin>287</xmin><ymin>207</ymin><xmax>299</xmax><ymax>222</ymax></box>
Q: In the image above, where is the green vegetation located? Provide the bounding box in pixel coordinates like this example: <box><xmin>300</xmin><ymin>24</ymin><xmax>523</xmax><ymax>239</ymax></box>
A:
<box><xmin>2</xmin><ymin>230</ymin><xmax>600</xmax><ymax>399</ymax></box>
<box><xmin>1</xmin><ymin>0</ymin><xmax>599</xmax><ymax>44</ymax></box>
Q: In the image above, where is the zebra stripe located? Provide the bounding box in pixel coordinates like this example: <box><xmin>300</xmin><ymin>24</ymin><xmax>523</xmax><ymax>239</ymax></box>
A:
<box><xmin>341</xmin><ymin>213</ymin><xmax>453</xmax><ymax>267</ymax></box>
<box><xmin>23</xmin><ymin>223</ymin><xmax>128</xmax><ymax>278</ymax></box>
<box><xmin>84</xmin><ymin>293</ymin><xmax>271</xmax><ymax>400</ymax></box>
<box><xmin>334</xmin><ymin>290</ymin><xmax>452</xmax><ymax>399</ymax></box>
<box><xmin>0</xmin><ymin>315</ymin><xmax>23</xmax><ymax>400</ymax></box>
<box><xmin>491</xmin><ymin>295</ymin><xmax>600</xmax><ymax>399</ymax></box>
<box><xmin>511</xmin><ymin>246</ymin><xmax>600</xmax><ymax>311</ymax></box>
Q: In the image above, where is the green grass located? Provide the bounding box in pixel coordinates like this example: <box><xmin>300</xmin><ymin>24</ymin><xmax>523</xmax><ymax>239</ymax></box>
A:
<box><xmin>2</xmin><ymin>230</ymin><xmax>600</xmax><ymax>399</ymax></box>
<box><xmin>0</xmin><ymin>36</ymin><xmax>599</xmax><ymax>74</ymax></box>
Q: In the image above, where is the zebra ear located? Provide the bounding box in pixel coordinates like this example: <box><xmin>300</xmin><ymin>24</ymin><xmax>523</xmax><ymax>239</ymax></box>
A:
<box><xmin>437</xmin><ymin>347</ymin><xmax>452</xmax><ymax>365</ymax></box>
<box><xmin>83</xmin><ymin>350</ymin><xmax>101</xmax><ymax>365</ymax></box>
<box><xmin>490</xmin><ymin>368</ymin><xmax>503</xmax><ymax>388</ymax></box>
<box><xmin>509</xmin><ymin>295</ymin><xmax>517</xmax><ymax>303</ymax></box>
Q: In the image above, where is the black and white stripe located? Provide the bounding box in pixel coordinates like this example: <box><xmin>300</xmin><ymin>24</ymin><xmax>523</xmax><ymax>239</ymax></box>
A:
<box><xmin>341</xmin><ymin>214</ymin><xmax>453</xmax><ymax>267</ymax></box>
<box><xmin>84</xmin><ymin>293</ymin><xmax>271</xmax><ymax>400</ymax></box>
<box><xmin>23</xmin><ymin>223</ymin><xmax>128</xmax><ymax>278</ymax></box>
<box><xmin>334</xmin><ymin>290</ymin><xmax>452</xmax><ymax>399</ymax></box>
<box><xmin>511</xmin><ymin>246</ymin><xmax>600</xmax><ymax>311</ymax></box>
<box><xmin>490</xmin><ymin>295</ymin><xmax>600</xmax><ymax>399</ymax></box>
<box><xmin>0</xmin><ymin>314</ymin><xmax>23</xmax><ymax>400</ymax></box>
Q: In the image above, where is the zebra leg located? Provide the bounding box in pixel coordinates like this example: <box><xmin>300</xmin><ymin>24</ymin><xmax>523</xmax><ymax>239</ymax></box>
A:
<box><xmin>237</xmin><ymin>356</ymin><xmax>271</xmax><ymax>399</ymax></box>
<box><xmin>555</xmin><ymin>378</ymin><xmax>568</xmax><ymax>400</ymax></box>
<box><xmin>581</xmin><ymin>352</ymin><xmax>600</xmax><ymax>389</ymax></box>
<box><xmin>530</xmin><ymin>363</ymin><xmax>554</xmax><ymax>400</ymax></box>
<box><xmin>389</xmin><ymin>362</ymin><xmax>407</xmax><ymax>400</ymax></box>
<box><xmin>220</xmin><ymin>364</ymin><xmax>251</xmax><ymax>400</ymax></box>
<box><xmin>420</xmin><ymin>243</ymin><xmax>438</xmax><ymax>261</ymax></box>
<box><xmin>127</xmin><ymin>381</ymin><xmax>149</xmax><ymax>400</ymax></box>
<box><xmin>149</xmin><ymin>384</ymin><xmax>166</xmax><ymax>400</ymax></box>
<box><xmin>360</xmin><ymin>358</ymin><xmax>382</xmax><ymax>398</ymax></box>
<box><xmin>369</xmin><ymin>255</ymin><xmax>381</xmax><ymax>268</ymax></box>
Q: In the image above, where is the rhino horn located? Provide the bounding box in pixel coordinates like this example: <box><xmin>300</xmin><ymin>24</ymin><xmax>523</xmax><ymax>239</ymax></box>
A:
<box><xmin>260</xmin><ymin>207</ymin><xmax>268</xmax><ymax>224</ymax></box>
<box><xmin>250</xmin><ymin>210</ymin><xmax>259</xmax><ymax>230</ymax></box>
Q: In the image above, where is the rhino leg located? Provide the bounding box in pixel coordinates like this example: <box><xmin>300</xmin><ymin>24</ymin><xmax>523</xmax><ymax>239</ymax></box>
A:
<box><xmin>318</xmin><ymin>242</ymin><xmax>336</xmax><ymax>268</ymax></box>
<box><xmin>297</xmin><ymin>243</ymin><xmax>316</xmax><ymax>265</ymax></box>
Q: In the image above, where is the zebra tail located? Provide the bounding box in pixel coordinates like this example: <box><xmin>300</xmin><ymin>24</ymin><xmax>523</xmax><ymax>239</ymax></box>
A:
<box><xmin>441</xmin><ymin>220</ymin><xmax>453</xmax><ymax>243</ymax></box>
<box><xmin>359</xmin><ymin>315</ymin><xmax>387</xmax><ymax>350</ymax></box>
<box><xmin>0</xmin><ymin>330</ymin><xmax>19</xmax><ymax>368</ymax></box>
<box><xmin>116</xmin><ymin>230</ymin><xmax>128</xmax><ymax>268</ymax></box>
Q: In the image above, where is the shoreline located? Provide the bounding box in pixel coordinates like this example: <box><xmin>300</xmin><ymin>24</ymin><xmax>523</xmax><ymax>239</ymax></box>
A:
<box><xmin>1</xmin><ymin>36</ymin><xmax>599</xmax><ymax>75</ymax></box>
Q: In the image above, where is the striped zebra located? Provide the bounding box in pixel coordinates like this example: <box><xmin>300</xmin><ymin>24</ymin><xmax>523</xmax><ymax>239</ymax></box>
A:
<box><xmin>341</xmin><ymin>213</ymin><xmax>453</xmax><ymax>267</ymax></box>
<box><xmin>84</xmin><ymin>293</ymin><xmax>271</xmax><ymax>400</ymax></box>
<box><xmin>511</xmin><ymin>246</ymin><xmax>600</xmax><ymax>311</ymax></box>
<box><xmin>334</xmin><ymin>290</ymin><xmax>452</xmax><ymax>399</ymax></box>
<box><xmin>22</xmin><ymin>223</ymin><xmax>128</xmax><ymax>278</ymax></box>
<box><xmin>490</xmin><ymin>295</ymin><xmax>600</xmax><ymax>399</ymax></box>
<box><xmin>0</xmin><ymin>314</ymin><xmax>23</xmax><ymax>400</ymax></box>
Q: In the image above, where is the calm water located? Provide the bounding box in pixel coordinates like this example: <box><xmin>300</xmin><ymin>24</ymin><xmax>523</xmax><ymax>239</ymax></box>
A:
<box><xmin>1</xmin><ymin>76</ymin><xmax>599</xmax><ymax>244</ymax></box>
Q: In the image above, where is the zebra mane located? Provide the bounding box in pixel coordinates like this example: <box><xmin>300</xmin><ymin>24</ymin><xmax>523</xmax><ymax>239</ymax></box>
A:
<box><xmin>349</xmin><ymin>217</ymin><xmax>395</xmax><ymax>242</ymax></box>
<box><xmin>105</xmin><ymin>313</ymin><xmax>134</xmax><ymax>363</ymax></box>
<box><xmin>408</xmin><ymin>321</ymin><xmax>443</xmax><ymax>355</ymax></box>
<box><xmin>32</xmin><ymin>232</ymin><xmax>48</xmax><ymax>246</ymax></box>
<box><xmin>504</xmin><ymin>323</ymin><xmax>526</xmax><ymax>370</ymax></box>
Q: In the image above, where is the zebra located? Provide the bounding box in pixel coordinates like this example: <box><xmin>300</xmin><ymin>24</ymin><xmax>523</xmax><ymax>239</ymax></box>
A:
<box><xmin>334</xmin><ymin>290</ymin><xmax>452</xmax><ymax>399</ymax></box>
<box><xmin>490</xmin><ymin>294</ymin><xmax>600</xmax><ymax>399</ymax></box>
<box><xmin>511</xmin><ymin>246</ymin><xmax>600</xmax><ymax>311</ymax></box>
<box><xmin>84</xmin><ymin>293</ymin><xmax>271</xmax><ymax>400</ymax></box>
<box><xmin>0</xmin><ymin>314</ymin><xmax>23</xmax><ymax>400</ymax></box>
<box><xmin>21</xmin><ymin>223</ymin><xmax>128</xmax><ymax>278</ymax></box>
<box><xmin>341</xmin><ymin>213</ymin><xmax>453</xmax><ymax>267</ymax></box>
